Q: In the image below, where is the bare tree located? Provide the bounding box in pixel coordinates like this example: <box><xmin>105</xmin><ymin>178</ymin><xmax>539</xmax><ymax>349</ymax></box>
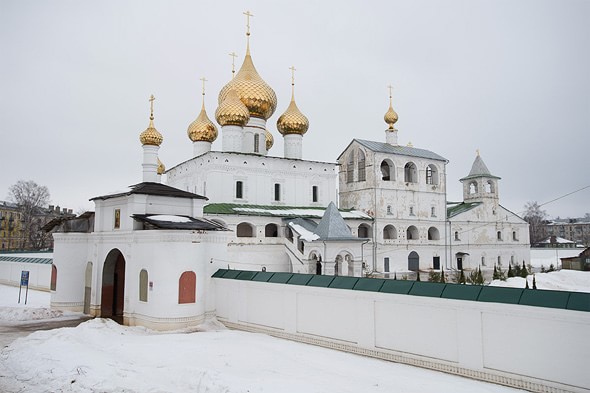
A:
<box><xmin>8</xmin><ymin>180</ymin><xmax>50</xmax><ymax>250</ymax></box>
<box><xmin>523</xmin><ymin>201</ymin><xmax>548</xmax><ymax>244</ymax></box>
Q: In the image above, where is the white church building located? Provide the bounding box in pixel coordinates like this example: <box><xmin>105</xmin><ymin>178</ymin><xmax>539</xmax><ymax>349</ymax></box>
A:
<box><xmin>49</xmin><ymin>20</ymin><xmax>529</xmax><ymax>330</ymax></box>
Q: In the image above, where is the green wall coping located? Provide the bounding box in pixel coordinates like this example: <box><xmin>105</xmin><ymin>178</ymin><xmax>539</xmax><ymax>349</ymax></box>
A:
<box><xmin>379</xmin><ymin>280</ymin><xmax>414</xmax><ymax>294</ymax></box>
<box><xmin>287</xmin><ymin>274</ymin><xmax>314</xmax><ymax>285</ymax></box>
<box><xmin>236</xmin><ymin>271</ymin><xmax>259</xmax><ymax>280</ymax></box>
<box><xmin>353</xmin><ymin>278</ymin><xmax>386</xmax><ymax>292</ymax></box>
<box><xmin>566</xmin><ymin>292</ymin><xmax>590</xmax><ymax>312</ymax></box>
<box><xmin>441</xmin><ymin>284</ymin><xmax>483</xmax><ymax>301</ymax></box>
<box><xmin>519</xmin><ymin>289</ymin><xmax>571</xmax><ymax>309</ymax></box>
<box><xmin>251</xmin><ymin>271</ymin><xmax>275</xmax><ymax>282</ymax></box>
<box><xmin>268</xmin><ymin>272</ymin><xmax>293</xmax><ymax>284</ymax></box>
<box><xmin>329</xmin><ymin>276</ymin><xmax>359</xmax><ymax>290</ymax></box>
<box><xmin>478</xmin><ymin>286</ymin><xmax>523</xmax><ymax>304</ymax></box>
<box><xmin>307</xmin><ymin>275</ymin><xmax>335</xmax><ymax>287</ymax></box>
<box><xmin>409</xmin><ymin>282</ymin><xmax>446</xmax><ymax>297</ymax></box>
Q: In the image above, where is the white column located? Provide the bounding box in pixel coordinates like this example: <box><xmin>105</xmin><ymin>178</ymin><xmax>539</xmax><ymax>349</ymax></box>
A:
<box><xmin>193</xmin><ymin>141</ymin><xmax>212</xmax><ymax>157</ymax></box>
<box><xmin>284</xmin><ymin>134</ymin><xmax>302</xmax><ymax>159</ymax></box>
<box><xmin>385</xmin><ymin>129</ymin><xmax>398</xmax><ymax>145</ymax></box>
<box><xmin>222</xmin><ymin>125</ymin><xmax>243</xmax><ymax>153</ymax></box>
<box><xmin>142</xmin><ymin>145</ymin><xmax>159</xmax><ymax>183</ymax></box>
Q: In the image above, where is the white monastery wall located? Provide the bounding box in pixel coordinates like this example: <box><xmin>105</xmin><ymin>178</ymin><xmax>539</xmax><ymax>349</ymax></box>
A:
<box><xmin>50</xmin><ymin>233</ymin><xmax>91</xmax><ymax>310</ymax></box>
<box><xmin>215</xmin><ymin>278</ymin><xmax>590</xmax><ymax>393</ymax></box>
<box><xmin>0</xmin><ymin>261</ymin><xmax>52</xmax><ymax>291</ymax></box>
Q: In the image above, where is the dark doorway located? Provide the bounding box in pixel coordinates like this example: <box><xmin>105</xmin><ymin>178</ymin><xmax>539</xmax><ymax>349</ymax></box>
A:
<box><xmin>101</xmin><ymin>249</ymin><xmax>126</xmax><ymax>323</ymax></box>
<box><xmin>457</xmin><ymin>257</ymin><xmax>463</xmax><ymax>270</ymax></box>
<box><xmin>433</xmin><ymin>256</ymin><xmax>440</xmax><ymax>270</ymax></box>
<box><xmin>408</xmin><ymin>251</ymin><xmax>419</xmax><ymax>271</ymax></box>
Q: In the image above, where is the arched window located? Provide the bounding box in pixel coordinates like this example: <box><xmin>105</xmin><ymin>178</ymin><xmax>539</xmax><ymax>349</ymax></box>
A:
<box><xmin>380</xmin><ymin>160</ymin><xmax>394</xmax><ymax>181</ymax></box>
<box><xmin>469</xmin><ymin>181</ymin><xmax>478</xmax><ymax>194</ymax></box>
<box><xmin>428</xmin><ymin>227</ymin><xmax>440</xmax><ymax>240</ymax></box>
<box><xmin>235</xmin><ymin>181</ymin><xmax>244</xmax><ymax>199</ymax></box>
<box><xmin>357</xmin><ymin>150</ymin><xmax>366</xmax><ymax>181</ymax></box>
<box><xmin>404</xmin><ymin>162</ymin><xmax>417</xmax><ymax>183</ymax></box>
<box><xmin>497</xmin><ymin>231</ymin><xmax>502</xmax><ymax>241</ymax></box>
<box><xmin>254</xmin><ymin>134</ymin><xmax>260</xmax><ymax>153</ymax></box>
<box><xmin>265</xmin><ymin>223</ymin><xmax>278</xmax><ymax>237</ymax></box>
<box><xmin>236</xmin><ymin>222</ymin><xmax>255</xmax><ymax>237</ymax></box>
<box><xmin>383</xmin><ymin>225</ymin><xmax>397</xmax><ymax>240</ymax></box>
<box><xmin>346</xmin><ymin>152</ymin><xmax>354</xmax><ymax>183</ymax></box>
<box><xmin>50</xmin><ymin>265</ymin><xmax>57</xmax><ymax>291</ymax></box>
<box><xmin>407</xmin><ymin>225</ymin><xmax>419</xmax><ymax>240</ymax></box>
<box><xmin>139</xmin><ymin>269</ymin><xmax>148</xmax><ymax>302</ymax></box>
<box><xmin>512</xmin><ymin>231</ymin><xmax>518</xmax><ymax>241</ymax></box>
<box><xmin>178</xmin><ymin>271</ymin><xmax>196</xmax><ymax>304</ymax></box>
<box><xmin>358</xmin><ymin>223</ymin><xmax>371</xmax><ymax>238</ymax></box>
<box><xmin>426</xmin><ymin>164</ymin><xmax>438</xmax><ymax>185</ymax></box>
<box><xmin>486</xmin><ymin>180</ymin><xmax>495</xmax><ymax>193</ymax></box>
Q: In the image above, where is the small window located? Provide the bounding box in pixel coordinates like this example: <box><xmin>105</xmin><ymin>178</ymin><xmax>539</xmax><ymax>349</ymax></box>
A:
<box><xmin>114</xmin><ymin>209</ymin><xmax>121</xmax><ymax>229</ymax></box>
<box><xmin>178</xmin><ymin>271</ymin><xmax>196</xmax><ymax>304</ymax></box>
<box><xmin>312</xmin><ymin>186</ymin><xmax>318</xmax><ymax>202</ymax></box>
<box><xmin>497</xmin><ymin>256</ymin><xmax>501</xmax><ymax>265</ymax></box>
<box><xmin>254</xmin><ymin>134</ymin><xmax>260</xmax><ymax>153</ymax></box>
<box><xmin>50</xmin><ymin>265</ymin><xmax>57</xmax><ymax>291</ymax></box>
<box><xmin>265</xmin><ymin>223</ymin><xmax>278</xmax><ymax>237</ymax></box>
<box><xmin>454</xmin><ymin>231</ymin><xmax>460</xmax><ymax>241</ymax></box>
<box><xmin>236</xmin><ymin>181</ymin><xmax>243</xmax><ymax>199</ymax></box>
<box><xmin>481</xmin><ymin>256</ymin><xmax>486</xmax><ymax>266</ymax></box>
<box><xmin>497</xmin><ymin>231</ymin><xmax>502</xmax><ymax>241</ymax></box>
<box><xmin>357</xmin><ymin>150</ymin><xmax>366</xmax><ymax>182</ymax></box>
<box><xmin>386</xmin><ymin>205</ymin><xmax>392</xmax><ymax>215</ymax></box>
<box><xmin>346</xmin><ymin>152</ymin><xmax>354</xmax><ymax>183</ymax></box>
<box><xmin>512</xmin><ymin>231</ymin><xmax>518</xmax><ymax>241</ymax></box>
<box><xmin>274</xmin><ymin>183</ymin><xmax>281</xmax><ymax>201</ymax></box>
<box><xmin>431</xmin><ymin>207</ymin><xmax>436</xmax><ymax>217</ymax></box>
<box><xmin>409</xmin><ymin>207</ymin><xmax>414</xmax><ymax>216</ymax></box>
<box><xmin>433</xmin><ymin>256</ymin><xmax>440</xmax><ymax>270</ymax></box>
<box><xmin>139</xmin><ymin>269</ymin><xmax>148</xmax><ymax>302</ymax></box>
<box><xmin>384</xmin><ymin>257</ymin><xmax>390</xmax><ymax>272</ymax></box>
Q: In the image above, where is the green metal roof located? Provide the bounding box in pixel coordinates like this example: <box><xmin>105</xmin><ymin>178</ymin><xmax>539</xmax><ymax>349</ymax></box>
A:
<box><xmin>0</xmin><ymin>256</ymin><xmax>53</xmax><ymax>265</ymax></box>
<box><xmin>213</xmin><ymin>269</ymin><xmax>589</xmax><ymax>312</ymax></box>
<box><xmin>446</xmin><ymin>202</ymin><xmax>481</xmax><ymax>218</ymax></box>
<box><xmin>204</xmin><ymin>203</ymin><xmax>372</xmax><ymax>220</ymax></box>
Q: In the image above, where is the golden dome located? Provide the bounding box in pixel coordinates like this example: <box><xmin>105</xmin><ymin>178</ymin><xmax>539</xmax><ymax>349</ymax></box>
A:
<box><xmin>384</xmin><ymin>86</ymin><xmax>398</xmax><ymax>130</ymax></box>
<box><xmin>188</xmin><ymin>102</ymin><xmax>218</xmax><ymax>143</ymax></box>
<box><xmin>157</xmin><ymin>158</ymin><xmax>165</xmax><ymax>175</ymax></box>
<box><xmin>140</xmin><ymin>95</ymin><xmax>163</xmax><ymax>146</ymax></box>
<box><xmin>265</xmin><ymin>129</ymin><xmax>274</xmax><ymax>150</ymax></box>
<box><xmin>215</xmin><ymin>88</ymin><xmax>250</xmax><ymax>127</ymax></box>
<box><xmin>218</xmin><ymin>46</ymin><xmax>277</xmax><ymax>120</ymax></box>
<box><xmin>277</xmin><ymin>99</ymin><xmax>309</xmax><ymax>135</ymax></box>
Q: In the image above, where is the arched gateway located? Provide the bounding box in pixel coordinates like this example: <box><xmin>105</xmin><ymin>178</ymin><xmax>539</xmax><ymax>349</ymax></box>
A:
<box><xmin>101</xmin><ymin>249</ymin><xmax>126</xmax><ymax>323</ymax></box>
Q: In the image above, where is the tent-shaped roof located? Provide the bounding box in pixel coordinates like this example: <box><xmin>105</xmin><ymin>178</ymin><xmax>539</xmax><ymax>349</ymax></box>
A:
<box><xmin>314</xmin><ymin>202</ymin><xmax>366</xmax><ymax>241</ymax></box>
<box><xmin>460</xmin><ymin>155</ymin><xmax>500</xmax><ymax>181</ymax></box>
<box><xmin>91</xmin><ymin>182</ymin><xmax>207</xmax><ymax>201</ymax></box>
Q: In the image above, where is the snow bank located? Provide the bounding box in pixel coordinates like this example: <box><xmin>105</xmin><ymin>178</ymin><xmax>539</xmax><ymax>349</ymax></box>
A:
<box><xmin>147</xmin><ymin>214</ymin><xmax>192</xmax><ymax>223</ymax></box>
<box><xmin>0</xmin><ymin>318</ymin><xmax>521</xmax><ymax>393</ymax></box>
<box><xmin>490</xmin><ymin>270</ymin><xmax>590</xmax><ymax>292</ymax></box>
<box><xmin>289</xmin><ymin>222</ymin><xmax>319</xmax><ymax>241</ymax></box>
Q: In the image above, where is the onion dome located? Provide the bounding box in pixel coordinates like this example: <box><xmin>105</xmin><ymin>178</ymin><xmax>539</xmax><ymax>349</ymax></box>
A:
<box><xmin>215</xmin><ymin>88</ymin><xmax>250</xmax><ymax>127</ymax></box>
<box><xmin>188</xmin><ymin>79</ymin><xmax>218</xmax><ymax>143</ymax></box>
<box><xmin>140</xmin><ymin>95</ymin><xmax>163</xmax><ymax>146</ymax></box>
<box><xmin>384</xmin><ymin>87</ymin><xmax>398</xmax><ymax>130</ymax></box>
<box><xmin>157</xmin><ymin>158</ymin><xmax>165</xmax><ymax>175</ymax></box>
<box><xmin>187</xmin><ymin>103</ymin><xmax>218</xmax><ymax>142</ymax></box>
<box><xmin>277</xmin><ymin>68</ymin><xmax>309</xmax><ymax>135</ymax></box>
<box><xmin>265</xmin><ymin>129</ymin><xmax>274</xmax><ymax>150</ymax></box>
<box><xmin>218</xmin><ymin>44</ymin><xmax>277</xmax><ymax>120</ymax></box>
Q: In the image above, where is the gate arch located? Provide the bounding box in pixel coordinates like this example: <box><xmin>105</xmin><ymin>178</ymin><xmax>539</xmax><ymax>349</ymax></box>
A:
<box><xmin>101</xmin><ymin>249</ymin><xmax>126</xmax><ymax>322</ymax></box>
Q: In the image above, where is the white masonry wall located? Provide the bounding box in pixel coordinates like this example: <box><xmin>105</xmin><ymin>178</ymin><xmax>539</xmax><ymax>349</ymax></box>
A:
<box><xmin>214</xmin><ymin>278</ymin><xmax>590</xmax><ymax>393</ymax></box>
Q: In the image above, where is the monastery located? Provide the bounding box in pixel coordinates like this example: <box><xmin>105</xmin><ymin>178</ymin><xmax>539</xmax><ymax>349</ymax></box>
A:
<box><xmin>50</xmin><ymin>14</ymin><xmax>530</xmax><ymax>330</ymax></box>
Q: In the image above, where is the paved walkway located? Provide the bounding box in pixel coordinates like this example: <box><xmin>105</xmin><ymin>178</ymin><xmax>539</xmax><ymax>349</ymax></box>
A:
<box><xmin>0</xmin><ymin>316</ymin><xmax>93</xmax><ymax>348</ymax></box>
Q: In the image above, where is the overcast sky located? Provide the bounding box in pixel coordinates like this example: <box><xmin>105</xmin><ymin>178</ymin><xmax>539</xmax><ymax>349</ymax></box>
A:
<box><xmin>1</xmin><ymin>0</ymin><xmax>588</xmax><ymax>218</ymax></box>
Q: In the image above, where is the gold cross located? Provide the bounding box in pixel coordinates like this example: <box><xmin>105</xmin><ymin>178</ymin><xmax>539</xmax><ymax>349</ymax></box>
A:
<box><xmin>149</xmin><ymin>94</ymin><xmax>155</xmax><ymax>119</ymax></box>
<box><xmin>476</xmin><ymin>149</ymin><xmax>480</xmax><ymax>156</ymax></box>
<box><xmin>200</xmin><ymin>77</ymin><xmax>207</xmax><ymax>96</ymax></box>
<box><xmin>229</xmin><ymin>52</ymin><xmax>238</xmax><ymax>76</ymax></box>
<box><xmin>243</xmin><ymin>10</ymin><xmax>254</xmax><ymax>36</ymax></box>
<box><xmin>387</xmin><ymin>84</ymin><xmax>393</xmax><ymax>98</ymax></box>
<box><xmin>289</xmin><ymin>65</ymin><xmax>296</xmax><ymax>85</ymax></box>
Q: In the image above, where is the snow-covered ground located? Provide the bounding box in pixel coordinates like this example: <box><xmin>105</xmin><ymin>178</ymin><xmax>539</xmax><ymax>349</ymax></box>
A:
<box><xmin>489</xmin><ymin>269</ymin><xmax>590</xmax><ymax>292</ymax></box>
<box><xmin>0</xmin><ymin>284</ymin><xmax>530</xmax><ymax>393</ymax></box>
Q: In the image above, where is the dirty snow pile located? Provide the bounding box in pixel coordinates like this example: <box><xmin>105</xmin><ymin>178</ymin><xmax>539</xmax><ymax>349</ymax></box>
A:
<box><xmin>490</xmin><ymin>270</ymin><xmax>590</xmax><ymax>292</ymax></box>
<box><xmin>0</xmin><ymin>318</ymin><xmax>525</xmax><ymax>393</ymax></box>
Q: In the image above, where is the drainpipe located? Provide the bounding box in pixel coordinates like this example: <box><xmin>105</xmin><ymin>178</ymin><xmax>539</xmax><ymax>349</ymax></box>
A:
<box><xmin>361</xmin><ymin>239</ymin><xmax>370</xmax><ymax>277</ymax></box>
